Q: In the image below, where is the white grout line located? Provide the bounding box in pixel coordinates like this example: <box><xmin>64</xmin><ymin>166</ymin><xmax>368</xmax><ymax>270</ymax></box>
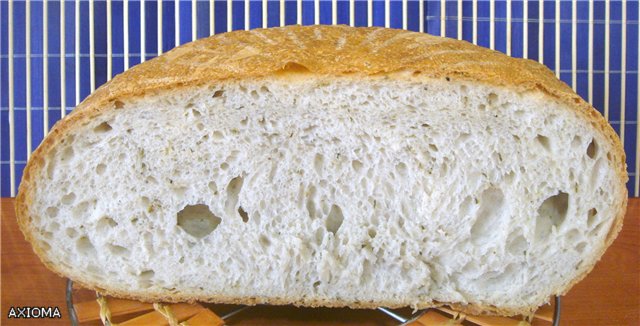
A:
<box><xmin>60</xmin><ymin>0</ymin><xmax>66</xmax><ymax>118</ymax></box>
<box><xmin>349</xmin><ymin>0</ymin><xmax>354</xmax><ymax>27</ymax></box>
<box><xmin>314</xmin><ymin>0</ymin><xmax>319</xmax><ymax>25</ymax></box>
<box><xmin>75</xmin><ymin>0</ymin><xmax>80</xmax><ymax>103</ymax></box>
<box><xmin>282</xmin><ymin>0</ymin><xmax>286</xmax><ymax>27</ymax></box>
<box><xmin>538</xmin><ymin>0</ymin><xmax>543</xmax><ymax>64</ymax></box>
<box><xmin>555</xmin><ymin>0</ymin><xmax>560</xmax><ymax>78</ymax></box>
<box><xmin>506</xmin><ymin>0</ymin><xmax>511</xmax><ymax>55</ymax></box>
<box><xmin>457</xmin><ymin>0</ymin><xmax>462</xmax><ymax>40</ymax></box>
<box><xmin>176</xmin><ymin>0</ymin><xmax>181</xmax><ymax>45</ymax></box>
<box><xmin>262</xmin><ymin>0</ymin><xmax>268</xmax><ymax>28</ymax></box>
<box><xmin>297</xmin><ymin>0</ymin><xmax>301</xmax><ymax>25</ymax></box>
<box><xmin>26</xmin><ymin>0</ymin><xmax>31</xmax><ymax>159</ymax></box>
<box><xmin>604</xmin><ymin>0</ymin><xmax>610</xmax><ymax>120</ymax></box>
<box><xmin>107</xmin><ymin>0</ymin><xmax>112</xmax><ymax>80</ymax></box>
<box><xmin>140</xmin><ymin>0</ymin><xmax>145</xmax><ymax>62</ymax></box>
<box><xmin>571</xmin><ymin>0</ymin><xmax>577</xmax><ymax>91</ymax></box>
<box><xmin>9</xmin><ymin>0</ymin><xmax>15</xmax><ymax>196</ymax></box>
<box><xmin>332</xmin><ymin>0</ymin><xmax>337</xmax><ymax>25</ymax></box>
<box><xmin>588</xmin><ymin>0</ymin><xmax>593</xmax><ymax>104</ymax></box>
<box><xmin>489</xmin><ymin>0</ymin><xmax>495</xmax><ymax>50</ymax></box>
<box><xmin>368</xmin><ymin>0</ymin><xmax>372</xmax><ymax>27</ymax></box>
<box><xmin>214</xmin><ymin>0</ymin><xmax>216</xmax><ymax>35</ymax></box>
<box><xmin>245</xmin><ymin>0</ymin><xmax>250</xmax><ymax>30</ymax></box>
<box><xmin>620</xmin><ymin>0</ymin><xmax>627</xmax><ymax>146</ymax></box>
<box><xmin>440</xmin><ymin>0</ymin><xmax>445</xmax><ymax>37</ymax></box>
<box><xmin>403</xmin><ymin>0</ymin><xmax>408</xmax><ymax>30</ymax></box>
<box><xmin>124</xmin><ymin>0</ymin><xmax>129</xmax><ymax>69</ymax></box>
<box><xmin>193</xmin><ymin>0</ymin><xmax>197</xmax><ymax>40</ymax></box>
<box><xmin>523</xmin><ymin>0</ymin><xmax>528</xmax><ymax>58</ymax></box>
<box><xmin>636</xmin><ymin>2</ymin><xmax>640</xmax><ymax>197</ymax></box>
<box><xmin>227</xmin><ymin>0</ymin><xmax>232</xmax><ymax>31</ymax></box>
<box><xmin>472</xmin><ymin>0</ymin><xmax>477</xmax><ymax>44</ymax></box>
<box><xmin>90</xmin><ymin>0</ymin><xmax>95</xmax><ymax>91</ymax></box>
<box><xmin>43</xmin><ymin>0</ymin><xmax>49</xmax><ymax>134</ymax></box>
<box><xmin>385</xmin><ymin>0</ymin><xmax>390</xmax><ymax>28</ymax></box>
<box><xmin>419</xmin><ymin>0</ymin><xmax>423</xmax><ymax>33</ymax></box>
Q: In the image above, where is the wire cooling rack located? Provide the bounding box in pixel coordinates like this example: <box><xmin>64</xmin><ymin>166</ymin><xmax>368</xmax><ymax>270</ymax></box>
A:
<box><xmin>66</xmin><ymin>279</ymin><xmax>561</xmax><ymax>326</ymax></box>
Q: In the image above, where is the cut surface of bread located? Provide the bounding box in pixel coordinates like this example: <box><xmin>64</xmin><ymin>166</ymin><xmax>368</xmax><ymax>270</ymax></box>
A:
<box><xmin>16</xmin><ymin>26</ymin><xmax>627</xmax><ymax>316</ymax></box>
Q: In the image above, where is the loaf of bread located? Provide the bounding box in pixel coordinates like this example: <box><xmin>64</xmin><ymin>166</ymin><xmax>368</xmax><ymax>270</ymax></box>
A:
<box><xmin>16</xmin><ymin>25</ymin><xmax>627</xmax><ymax>316</ymax></box>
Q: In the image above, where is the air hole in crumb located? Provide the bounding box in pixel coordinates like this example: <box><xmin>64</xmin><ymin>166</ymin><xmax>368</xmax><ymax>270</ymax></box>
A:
<box><xmin>46</xmin><ymin>207</ymin><xmax>59</xmax><ymax>218</ymax></box>
<box><xmin>138</xmin><ymin>270</ymin><xmax>155</xmax><ymax>288</ymax></box>
<box><xmin>40</xmin><ymin>241</ymin><xmax>52</xmax><ymax>251</ymax></box>
<box><xmin>587</xmin><ymin>208</ymin><xmax>598</xmax><ymax>227</ymax></box>
<box><xmin>212</xmin><ymin>131</ymin><xmax>224</xmax><ymax>141</ymax></box>
<box><xmin>470</xmin><ymin>187</ymin><xmax>506</xmax><ymax>245</ymax></box>
<box><xmin>114</xmin><ymin>100</ymin><xmax>125</xmax><ymax>109</ymax></box>
<box><xmin>487</xmin><ymin>92</ymin><xmax>498</xmax><ymax>105</ymax></box>
<box><xmin>571</xmin><ymin>135</ymin><xmax>582</xmax><ymax>149</ymax></box>
<box><xmin>50</xmin><ymin>222</ymin><xmax>60</xmax><ymax>232</ymax></box>
<box><xmin>326</xmin><ymin>205</ymin><xmax>344</xmax><ymax>234</ymax></box>
<box><xmin>225</xmin><ymin>176</ymin><xmax>244</xmax><ymax>217</ymax></box>
<box><xmin>535</xmin><ymin>192</ymin><xmax>569</xmax><ymax>241</ymax></box>
<box><xmin>368</xmin><ymin>228</ymin><xmax>377</xmax><ymax>238</ymax></box>
<box><xmin>61</xmin><ymin>192</ymin><xmax>76</xmax><ymax>205</ymax></box>
<box><xmin>314</xmin><ymin>153</ymin><xmax>324</xmax><ymax>175</ymax></box>
<box><xmin>259</xmin><ymin>235</ymin><xmax>271</xmax><ymax>247</ymax></box>
<box><xmin>306</xmin><ymin>196</ymin><xmax>317</xmax><ymax>219</ymax></box>
<box><xmin>61</xmin><ymin>146</ymin><xmax>75</xmax><ymax>162</ymax></box>
<box><xmin>66</xmin><ymin>228</ymin><xmax>78</xmax><ymax>238</ymax></box>
<box><xmin>173</xmin><ymin>186</ymin><xmax>187</xmax><ymax>198</ymax></box>
<box><xmin>177</xmin><ymin>204</ymin><xmax>221</xmax><ymax>239</ymax></box>
<box><xmin>395</xmin><ymin>162</ymin><xmax>408</xmax><ymax>176</ymax></box>
<box><xmin>72</xmin><ymin>200</ymin><xmax>94</xmax><ymax>219</ymax></box>
<box><xmin>587</xmin><ymin>139</ymin><xmax>598</xmax><ymax>159</ymax></box>
<box><xmin>94</xmin><ymin>122</ymin><xmax>113</xmax><ymax>133</ymax></box>
<box><xmin>220</xmin><ymin>162</ymin><xmax>229</xmax><ymax>170</ymax></box>
<box><xmin>97</xmin><ymin>216</ymin><xmax>118</xmax><ymax>231</ymax></box>
<box><xmin>212</xmin><ymin>90</ymin><xmax>224</xmax><ymax>98</ymax></box>
<box><xmin>238</xmin><ymin>206</ymin><xmax>249</xmax><ymax>223</ymax></box>
<box><xmin>565</xmin><ymin>229</ymin><xmax>581</xmax><ymax>244</ymax></box>
<box><xmin>351</xmin><ymin>160</ymin><xmax>363</xmax><ymax>172</ymax></box>
<box><xmin>108</xmin><ymin>244</ymin><xmax>130</xmax><ymax>256</ymax></box>
<box><xmin>536</xmin><ymin>135</ymin><xmax>551</xmax><ymax>151</ymax></box>
<box><xmin>96</xmin><ymin>163</ymin><xmax>106</xmax><ymax>175</ymax></box>
<box><xmin>506</xmin><ymin>233</ymin><xmax>528</xmax><ymax>255</ymax></box>
<box><xmin>208</xmin><ymin>181</ymin><xmax>218</xmax><ymax>193</ymax></box>
<box><xmin>76</xmin><ymin>236</ymin><xmax>96</xmax><ymax>255</ymax></box>
<box><xmin>314</xmin><ymin>228</ymin><xmax>325</xmax><ymax>244</ymax></box>
<box><xmin>575</xmin><ymin>242</ymin><xmax>587</xmax><ymax>253</ymax></box>
<box><xmin>196</xmin><ymin>122</ymin><xmax>205</xmax><ymax>131</ymax></box>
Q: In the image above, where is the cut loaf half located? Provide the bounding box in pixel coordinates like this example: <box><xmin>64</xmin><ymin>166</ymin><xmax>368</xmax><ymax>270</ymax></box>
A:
<box><xmin>16</xmin><ymin>25</ymin><xmax>627</xmax><ymax>316</ymax></box>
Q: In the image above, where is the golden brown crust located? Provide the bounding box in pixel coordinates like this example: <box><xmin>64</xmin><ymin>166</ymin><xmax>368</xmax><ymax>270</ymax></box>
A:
<box><xmin>15</xmin><ymin>25</ymin><xmax>628</xmax><ymax>317</ymax></box>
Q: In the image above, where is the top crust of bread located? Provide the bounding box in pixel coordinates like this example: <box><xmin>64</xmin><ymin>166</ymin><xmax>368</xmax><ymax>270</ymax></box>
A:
<box><xmin>16</xmin><ymin>25</ymin><xmax>628</xmax><ymax>316</ymax></box>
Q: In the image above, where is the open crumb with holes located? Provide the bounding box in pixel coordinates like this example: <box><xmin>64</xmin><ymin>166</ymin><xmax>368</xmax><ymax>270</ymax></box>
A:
<box><xmin>16</xmin><ymin>25</ymin><xmax>627</xmax><ymax>317</ymax></box>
